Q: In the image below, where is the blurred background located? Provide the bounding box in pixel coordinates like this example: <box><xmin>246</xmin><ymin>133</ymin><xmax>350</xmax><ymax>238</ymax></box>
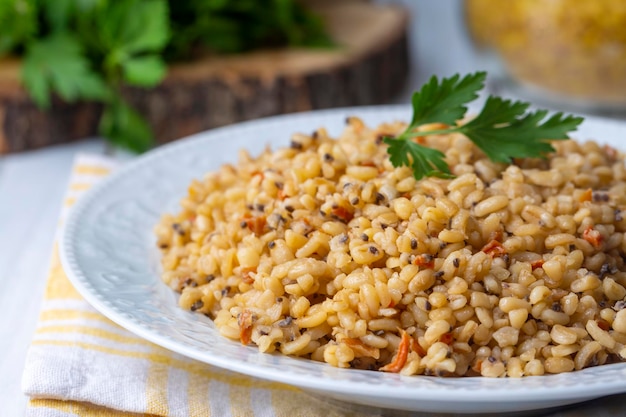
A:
<box><xmin>2</xmin><ymin>0</ymin><xmax>626</xmax><ymax>155</ymax></box>
<box><xmin>0</xmin><ymin>0</ymin><xmax>484</xmax><ymax>154</ymax></box>
<box><xmin>2</xmin><ymin>0</ymin><xmax>624</xmax><ymax>156</ymax></box>
<box><xmin>3</xmin><ymin>0</ymin><xmax>626</xmax><ymax>413</ymax></box>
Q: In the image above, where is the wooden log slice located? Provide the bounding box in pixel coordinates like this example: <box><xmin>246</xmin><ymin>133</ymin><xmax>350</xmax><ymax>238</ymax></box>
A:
<box><xmin>0</xmin><ymin>2</ymin><xmax>409</xmax><ymax>153</ymax></box>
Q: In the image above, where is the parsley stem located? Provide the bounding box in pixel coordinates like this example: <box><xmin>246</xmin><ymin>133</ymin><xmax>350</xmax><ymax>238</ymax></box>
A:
<box><xmin>399</xmin><ymin>127</ymin><xmax>460</xmax><ymax>141</ymax></box>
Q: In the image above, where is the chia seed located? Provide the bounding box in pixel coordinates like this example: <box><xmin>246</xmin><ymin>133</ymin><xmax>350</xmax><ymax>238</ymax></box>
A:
<box><xmin>410</xmin><ymin>239</ymin><xmax>417</xmax><ymax>250</ymax></box>
<box><xmin>593</xmin><ymin>192</ymin><xmax>610</xmax><ymax>202</ymax></box>
<box><xmin>268</xmin><ymin>213</ymin><xmax>286</xmax><ymax>229</ymax></box>
<box><xmin>369</xmin><ymin>246</ymin><xmax>379</xmax><ymax>255</ymax></box>
<box><xmin>375</xmin><ymin>134</ymin><xmax>390</xmax><ymax>145</ymax></box>
<box><xmin>172</xmin><ymin>223</ymin><xmax>185</xmax><ymax>236</ymax></box>
<box><xmin>453</xmin><ymin>258</ymin><xmax>460</xmax><ymax>268</ymax></box>
<box><xmin>278</xmin><ymin>316</ymin><xmax>293</xmax><ymax>327</ymax></box>
<box><xmin>190</xmin><ymin>300</ymin><xmax>204</xmax><ymax>311</ymax></box>
<box><xmin>183</xmin><ymin>278</ymin><xmax>197</xmax><ymax>288</ymax></box>
<box><xmin>600</xmin><ymin>263</ymin><xmax>611</xmax><ymax>278</ymax></box>
<box><xmin>613</xmin><ymin>301</ymin><xmax>626</xmax><ymax>311</ymax></box>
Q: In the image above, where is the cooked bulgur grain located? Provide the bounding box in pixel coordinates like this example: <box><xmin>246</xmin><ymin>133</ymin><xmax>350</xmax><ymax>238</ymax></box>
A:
<box><xmin>155</xmin><ymin>118</ymin><xmax>626</xmax><ymax>377</ymax></box>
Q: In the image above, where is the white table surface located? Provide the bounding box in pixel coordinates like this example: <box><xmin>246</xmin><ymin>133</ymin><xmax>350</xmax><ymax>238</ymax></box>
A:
<box><xmin>1</xmin><ymin>1</ymin><xmax>618</xmax><ymax>416</ymax></box>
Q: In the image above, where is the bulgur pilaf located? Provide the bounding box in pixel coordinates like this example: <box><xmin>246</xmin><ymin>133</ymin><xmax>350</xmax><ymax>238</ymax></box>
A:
<box><xmin>155</xmin><ymin>117</ymin><xmax>626</xmax><ymax>377</ymax></box>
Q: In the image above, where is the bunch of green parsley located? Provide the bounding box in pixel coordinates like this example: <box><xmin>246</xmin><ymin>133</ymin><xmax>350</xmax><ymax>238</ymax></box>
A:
<box><xmin>0</xmin><ymin>0</ymin><xmax>332</xmax><ymax>152</ymax></box>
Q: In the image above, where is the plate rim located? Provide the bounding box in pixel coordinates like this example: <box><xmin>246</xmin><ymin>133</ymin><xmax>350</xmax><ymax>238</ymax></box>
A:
<box><xmin>59</xmin><ymin>104</ymin><xmax>626</xmax><ymax>407</ymax></box>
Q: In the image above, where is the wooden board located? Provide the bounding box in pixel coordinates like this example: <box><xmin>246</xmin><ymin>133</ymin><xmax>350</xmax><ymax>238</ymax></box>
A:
<box><xmin>0</xmin><ymin>2</ymin><xmax>409</xmax><ymax>153</ymax></box>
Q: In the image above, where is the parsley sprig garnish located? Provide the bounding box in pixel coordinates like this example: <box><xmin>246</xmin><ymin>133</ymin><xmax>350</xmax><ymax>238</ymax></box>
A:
<box><xmin>384</xmin><ymin>72</ymin><xmax>584</xmax><ymax>179</ymax></box>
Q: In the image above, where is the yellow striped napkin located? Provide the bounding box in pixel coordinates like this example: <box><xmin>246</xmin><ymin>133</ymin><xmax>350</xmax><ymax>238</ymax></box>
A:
<box><xmin>25</xmin><ymin>154</ymin><xmax>623</xmax><ymax>417</ymax></box>
<box><xmin>21</xmin><ymin>154</ymin><xmax>369</xmax><ymax>417</ymax></box>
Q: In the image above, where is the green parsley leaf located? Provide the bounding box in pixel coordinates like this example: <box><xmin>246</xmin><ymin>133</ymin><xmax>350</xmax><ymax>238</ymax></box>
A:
<box><xmin>99</xmin><ymin>98</ymin><xmax>153</xmax><ymax>153</ymax></box>
<box><xmin>410</xmin><ymin>72</ymin><xmax>486</xmax><ymax>126</ymax></box>
<box><xmin>22</xmin><ymin>33</ymin><xmax>109</xmax><ymax>108</ymax></box>
<box><xmin>384</xmin><ymin>137</ymin><xmax>453</xmax><ymax>180</ymax></box>
<box><xmin>99</xmin><ymin>0</ymin><xmax>169</xmax><ymax>54</ymax></box>
<box><xmin>74</xmin><ymin>0</ymin><xmax>100</xmax><ymax>12</ymax></box>
<box><xmin>165</xmin><ymin>0</ymin><xmax>333</xmax><ymax>60</ymax></box>
<box><xmin>205</xmin><ymin>0</ymin><xmax>230</xmax><ymax>10</ymax></box>
<box><xmin>81</xmin><ymin>0</ymin><xmax>169</xmax><ymax>152</ymax></box>
<box><xmin>385</xmin><ymin>72</ymin><xmax>584</xmax><ymax>180</ymax></box>
<box><xmin>128</xmin><ymin>0</ymin><xmax>170</xmax><ymax>52</ymax></box>
<box><xmin>42</xmin><ymin>0</ymin><xmax>74</xmax><ymax>31</ymax></box>
<box><xmin>457</xmin><ymin>97</ymin><xmax>585</xmax><ymax>163</ymax></box>
<box><xmin>122</xmin><ymin>55</ymin><xmax>167</xmax><ymax>87</ymax></box>
<box><xmin>0</xmin><ymin>0</ymin><xmax>38</xmax><ymax>55</ymax></box>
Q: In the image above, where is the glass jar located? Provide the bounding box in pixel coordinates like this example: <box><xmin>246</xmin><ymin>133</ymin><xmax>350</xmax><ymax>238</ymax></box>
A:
<box><xmin>465</xmin><ymin>0</ymin><xmax>626</xmax><ymax>111</ymax></box>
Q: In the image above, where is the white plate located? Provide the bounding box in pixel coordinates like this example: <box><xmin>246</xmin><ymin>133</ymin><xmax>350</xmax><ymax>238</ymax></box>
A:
<box><xmin>60</xmin><ymin>106</ymin><xmax>626</xmax><ymax>414</ymax></box>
